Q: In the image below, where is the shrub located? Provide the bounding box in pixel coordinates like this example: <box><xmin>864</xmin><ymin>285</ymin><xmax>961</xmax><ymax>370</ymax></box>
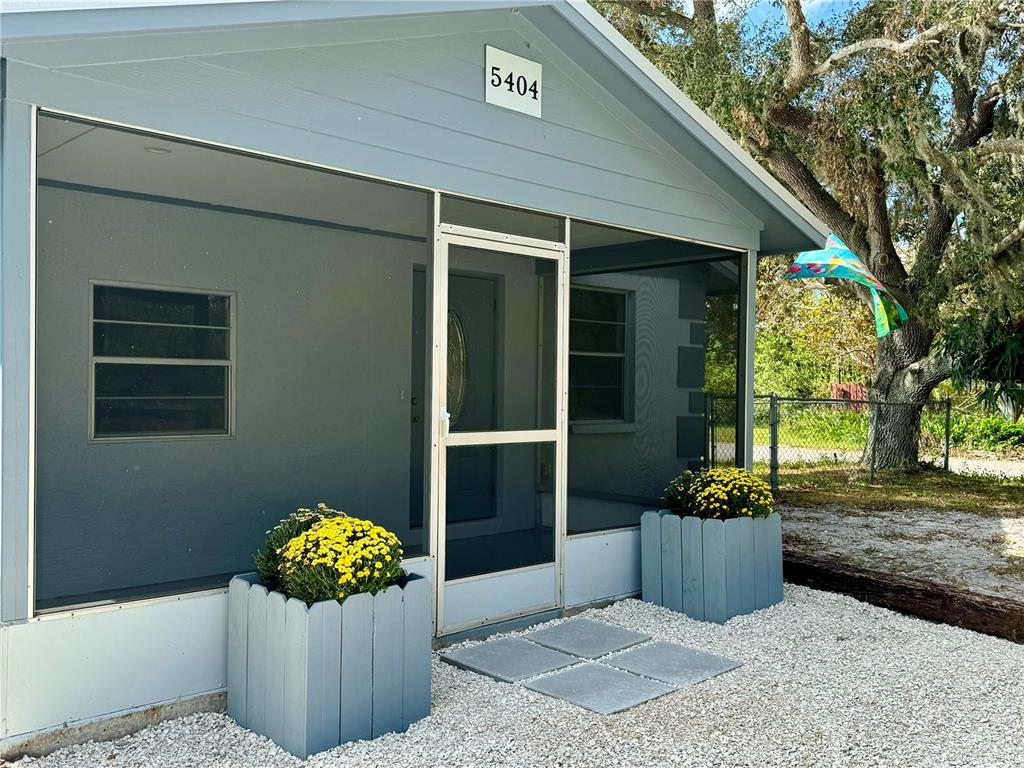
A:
<box><xmin>929</xmin><ymin>412</ymin><xmax>1024</xmax><ymax>453</ymax></box>
<box><xmin>254</xmin><ymin>503</ymin><xmax>345</xmax><ymax>590</ymax></box>
<box><xmin>662</xmin><ymin>470</ymin><xmax>699</xmax><ymax>516</ymax></box>
<box><xmin>277</xmin><ymin>515</ymin><xmax>404</xmax><ymax>605</ymax></box>
<box><xmin>663</xmin><ymin>467</ymin><xmax>774</xmax><ymax>520</ymax></box>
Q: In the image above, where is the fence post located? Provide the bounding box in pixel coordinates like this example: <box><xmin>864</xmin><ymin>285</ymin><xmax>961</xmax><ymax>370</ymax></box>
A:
<box><xmin>768</xmin><ymin>393</ymin><xmax>779</xmax><ymax>494</ymax></box>
<box><xmin>709</xmin><ymin>394</ymin><xmax>717</xmax><ymax>468</ymax></box>
<box><xmin>944</xmin><ymin>397</ymin><xmax>951</xmax><ymax>471</ymax></box>
<box><xmin>869</xmin><ymin>400</ymin><xmax>879</xmax><ymax>483</ymax></box>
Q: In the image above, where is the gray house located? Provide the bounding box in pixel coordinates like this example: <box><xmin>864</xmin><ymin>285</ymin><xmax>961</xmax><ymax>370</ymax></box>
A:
<box><xmin>0</xmin><ymin>0</ymin><xmax>826</xmax><ymax>753</ymax></box>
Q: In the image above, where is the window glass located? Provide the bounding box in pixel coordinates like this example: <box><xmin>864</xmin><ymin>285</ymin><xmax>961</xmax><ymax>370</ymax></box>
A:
<box><xmin>569</xmin><ymin>287</ymin><xmax>628</xmax><ymax>421</ymax></box>
<box><xmin>570</xmin><ymin>288</ymin><xmax>626</xmax><ymax>323</ymax></box>
<box><xmin>93</xmin><ymin>323</ymin><xmax>229</xmax><ymax>359</ymax></box>
<box><xmin>94</xmin><ymin>286</ymin><xmax>229</xmax><ymax>326</ymax></box>
<box><xmin>92</xmin><ymin>286</ymin><xmax>231</xmax><ymax>439</ymax></box>
<box><xmin>95</xmin><ymin>392</ymin><xmax>227</xmax><ymax>437</ymax></box>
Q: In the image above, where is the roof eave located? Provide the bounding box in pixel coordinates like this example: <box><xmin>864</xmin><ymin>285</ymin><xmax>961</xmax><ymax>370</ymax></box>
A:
<box><xmin>0</xmin><ymin>0</ymin><xmax>547</xmax><ymax>42</ymax></box>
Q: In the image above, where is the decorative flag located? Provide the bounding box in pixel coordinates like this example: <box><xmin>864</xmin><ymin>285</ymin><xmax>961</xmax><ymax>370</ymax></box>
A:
<box><xmin>785</xmin><ymin>234</ymin><xmax>908</xmax><ymax>337</ymax></box>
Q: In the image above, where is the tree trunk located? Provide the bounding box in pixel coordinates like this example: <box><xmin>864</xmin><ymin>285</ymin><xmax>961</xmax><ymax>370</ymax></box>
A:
<box><xmin>866</xmin><ymin>399</ymin><xmax>924</xmax><ymax>469</ymax></box>
<box><xmin>862</xmin><ymin>317</ymin><xmax>944</xmax><ymax>470</ymax></box>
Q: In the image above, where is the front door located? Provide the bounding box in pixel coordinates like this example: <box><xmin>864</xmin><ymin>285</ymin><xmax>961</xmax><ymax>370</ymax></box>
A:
<box><xmin>445</xmin><ymin>274</ymin><xmax>498</xmax><ymax>525</ymax></box>
<box><xmin>433</xmin><ymin>225</ymin><xmax>567</xmax><ymax>635</ymax></box>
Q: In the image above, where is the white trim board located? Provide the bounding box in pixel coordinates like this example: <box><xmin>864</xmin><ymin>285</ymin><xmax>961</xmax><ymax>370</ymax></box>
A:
<box><xmin>564</xmin><ymin>526</ymin><xmax>640</xmax><ymax>607</ymax></box>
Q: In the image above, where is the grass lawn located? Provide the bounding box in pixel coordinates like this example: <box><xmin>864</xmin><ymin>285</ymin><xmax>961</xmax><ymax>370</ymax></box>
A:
<box><xmin>759</xmin><ymin>462</ymin><xmax>1024</xmax><ymax>517</ymax></box>
<box><xmin>752</xmin><ymin>424</ymin><xmax>865</xmax><ymax>452</ymax></box>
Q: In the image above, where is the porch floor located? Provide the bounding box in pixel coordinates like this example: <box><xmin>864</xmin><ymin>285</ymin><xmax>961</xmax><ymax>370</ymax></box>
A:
<box><xmin>18</xmin><ymin>586</ymin><xmax>1024</xmax><ymax>768</ymax></box>
<box><xmin>445</xmin><ymin>528</ymin><xmax>553</xmax><ymax>581</ymax></box>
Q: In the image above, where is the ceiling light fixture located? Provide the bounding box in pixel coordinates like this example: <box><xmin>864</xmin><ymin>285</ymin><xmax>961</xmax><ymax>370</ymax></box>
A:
<box><xmin>144</xmin><ymin>146</ymin><xmax>171</xmax><ymax>155</ymax></box>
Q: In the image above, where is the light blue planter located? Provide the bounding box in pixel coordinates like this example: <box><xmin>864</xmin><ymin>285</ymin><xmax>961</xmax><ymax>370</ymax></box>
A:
<box><xmin>227</xmin><ymin>572</ymin><xmax>431</xmax><ymax>759</ymax></box>
<box><xmin>640</xmin><ymin>511</ymin><xmax>783</xmax><ymax>623</ymax></box>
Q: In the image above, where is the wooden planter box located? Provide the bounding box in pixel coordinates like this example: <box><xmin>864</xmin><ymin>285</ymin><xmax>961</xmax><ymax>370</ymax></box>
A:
<box><xmin>640</xmin><ymin>511</ymin><xmax>783</xmax><ymax>623</ymax></box>
<box><xmin>227</xmin><ymin>572</ymin><xmax>431</xmax><ymax>759</ymax></box>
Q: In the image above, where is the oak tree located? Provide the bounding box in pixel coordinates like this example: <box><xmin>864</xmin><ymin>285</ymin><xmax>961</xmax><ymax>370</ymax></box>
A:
<box><xmin>597</xmin><ymin>0</ymin><xmax>1024</xmax><ymax>466</ymax></box>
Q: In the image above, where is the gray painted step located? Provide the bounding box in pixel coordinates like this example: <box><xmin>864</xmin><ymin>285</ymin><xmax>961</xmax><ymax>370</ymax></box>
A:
<box><xmin>441</xmin><ymin>637</ymin><xmax>577</xmax><ymax>683</ymax></box>
<box><xmin>523</xmin><ymin>618</ymin><xmax>649</xmax><ymax>659</ymax></box>
<box><xmin>524</xmin><ymin>663</ymin><xmax>674</xmax><ymax>715</ymax></box>
<box><xmin>606</xmin><ymin>641</ymin><xmax>741</xmax><ymax>686</ymax></box>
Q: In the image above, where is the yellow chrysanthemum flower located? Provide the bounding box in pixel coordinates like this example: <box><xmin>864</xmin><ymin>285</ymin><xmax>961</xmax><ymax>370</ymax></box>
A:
<box><xmin>279</xmin><ymin>514</ymin><xmax>403</xmax><ymax>604</ymax></box>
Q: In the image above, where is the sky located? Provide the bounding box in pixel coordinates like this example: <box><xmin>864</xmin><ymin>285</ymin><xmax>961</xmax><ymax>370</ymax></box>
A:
<box><xmin>741</xmin><ymin>0</ymin><xmax>868</xmax><ymax>33</ymax></box>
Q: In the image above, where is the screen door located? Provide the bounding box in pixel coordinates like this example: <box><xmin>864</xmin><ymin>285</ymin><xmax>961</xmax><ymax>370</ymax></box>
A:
<box><xmin>432</xmin><ymin>224</ymin><xmax>567</xmax><ymax>635</ymax></box>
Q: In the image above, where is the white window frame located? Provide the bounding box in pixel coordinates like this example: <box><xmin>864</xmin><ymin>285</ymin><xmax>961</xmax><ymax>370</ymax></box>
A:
<box><xmin>568</xmin><ymin>284</ymin><xmax>634</xmax><ymax>424</ymax></box>
<box><xmin>88</xmin><ymin>279</ymin><xmax>237</xmax><ymax>442</ymax></box>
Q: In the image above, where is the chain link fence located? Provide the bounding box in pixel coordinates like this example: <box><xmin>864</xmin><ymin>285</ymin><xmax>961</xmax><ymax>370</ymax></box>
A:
<box><xmin>708</xmin><ymin>393</ymin><xmax>952</xmax><ymax>493</ymax></box>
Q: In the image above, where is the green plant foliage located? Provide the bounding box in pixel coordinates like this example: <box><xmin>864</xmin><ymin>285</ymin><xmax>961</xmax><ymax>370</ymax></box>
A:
<box><xmin>704</xmin><ymin>293</ymin><xmax>740</xmax><ymax>394</ymax></box>
<box><xmin>755</xmin><ymin>406</ymin><xmax>870</xmax><ymax>452</ymax></box>
<box><xmin>663</xmin><ymin>469</ymin><xmax>699</xmax><ymax>515</ymax></box>
<box><xmin>754</xmin><ymin>257</ymin><xmax>876</xmax><ymax>398</ymax></box>
<box><xmin>938</xmin><ymin>314</ymin><xmax>1024</xmax><ymax>410</ymax></box>
<box><xmin>946</xmin><ymin>413</ymin><xmax>1024</xmax><ymax>451</ymax></box>
<box><xmin>755</xmin><ymin>330</ymin><xmax>834</xmax><ymax>398</ymax></box>
<box><xmin>253</xmin><ymin>503</ymin><xmax>345</xmax><ymax>591</ymax></box>
<box><xmin>663</xmin><ymin>467</ymin><xmax>775</xmax><ymax>520</ymax></box>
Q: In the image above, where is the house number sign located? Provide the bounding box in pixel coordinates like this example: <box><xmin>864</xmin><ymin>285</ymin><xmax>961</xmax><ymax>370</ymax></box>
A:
<box><xmin>485</xmin><ymin>45</ymin><xmax>542</xmax><ymax>118</ymax></box>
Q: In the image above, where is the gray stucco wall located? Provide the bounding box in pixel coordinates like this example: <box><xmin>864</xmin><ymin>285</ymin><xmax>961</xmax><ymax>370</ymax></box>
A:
<box><xmin>35</xmin><ymin>185</ymin><xmax>434</xmax><ymax>606</ymax></box>
<box><xmin>567</xmin><ymin>271</ymin><xmax>695</xmax><ymax>533</ymax></box>
<box><xmin>567</xmin><ymin>257</ymin><xmax>740</xmax><ymax>534</ymax></box>
<box><xmin>35</xmin><ymin>184</ymin><xmax>553</xmax><ymax>607</ymax></box>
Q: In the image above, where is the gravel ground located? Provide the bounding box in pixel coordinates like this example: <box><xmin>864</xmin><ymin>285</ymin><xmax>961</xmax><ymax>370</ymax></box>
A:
<box><xmin>783</xmin><ymin>505</ymin><xmax>1024</xmax><ymax>600</ymax></box>
<box><xmin>15</xmin><ymin>586</ymin><xmax>1024</xmax><ymax>768</ymax></box>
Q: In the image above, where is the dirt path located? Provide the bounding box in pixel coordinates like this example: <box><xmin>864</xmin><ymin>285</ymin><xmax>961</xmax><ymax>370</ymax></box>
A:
<box><xmin>781</xmin><ymin>504</ymin><xmax>1024</xmax><ymax>602</ymax></box>
<box><xmin>746</xmin><ymin>444</ymin><xmax>1024</xmax><ymax>478</ymax></box>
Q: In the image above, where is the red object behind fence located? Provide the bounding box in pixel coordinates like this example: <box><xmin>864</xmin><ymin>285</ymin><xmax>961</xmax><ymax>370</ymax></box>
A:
<box><xmin>831</xmin><ymin>383</ymin><xmax>867</xmax><ymax>410</ymax></box>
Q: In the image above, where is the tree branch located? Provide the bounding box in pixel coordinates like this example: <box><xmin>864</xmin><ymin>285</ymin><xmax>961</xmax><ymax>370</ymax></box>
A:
<box><xmin>600</xmin><ymin>0</ymin><xmax>694</xmax><ymax>33</ymax></box>
<box><xmin>910</xmin><ymin>184</ymin><xmax>954</xmax><ymax>288</ymax></box>
<box><xmin>976</xmin><ymin>138</ymin><xmax>1024</xmax><ymax>157</ymax></box>
<box><xmin>914</xmin><ymin>353</ymin><xmax>953</xmax><ymax>394</ymax></box>
<box><xmin>762</xmin><ymin>145</ymin><xmax>866</xmax><ymax>253</ymax></box>
<box><xmin>810</xmin><ymin>23</ymin><xmax>951</xmax><ymax>79</ymax></box>
<box><xmin>940</xmin><ymin>31</ymin><xmax>1008</xmax><ymax>151</ymax></box>
<box><xmin>691</xmin><ymin>0</ymin><xmax>715</xmax><ymax>26</ymax></box>
<box><xmin>863</xmin><ymin>149</ymin><xmax>908</xmax><ymax>293</ymax></box>
<box><xmin>781</xmin><ymin>0</ymin><xmax>813</xmax><ymax>101</ymax></box>
<box><xmin>766</xmin><ymin>104</ymin><xmax>815</xmax><ymax>134</ymax></box>
<box><xmin>991</xmin><ymin>215</ymin><xmax>1024</xmax><ymax>266</ymax></box>
<box><xmin>915</xmin><ymin>132</ymin><xmax>997</xmax><ymax>219</ymax></box>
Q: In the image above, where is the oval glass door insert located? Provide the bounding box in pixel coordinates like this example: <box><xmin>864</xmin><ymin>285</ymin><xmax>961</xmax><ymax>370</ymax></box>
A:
<box><xmin>447</xmin><ymin>310</ymin><xmax>467</xmax><ymax>427</ymax></box>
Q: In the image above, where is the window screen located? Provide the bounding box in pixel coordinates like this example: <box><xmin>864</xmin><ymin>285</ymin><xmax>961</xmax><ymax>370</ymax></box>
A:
<box><xmin>569</xmin><ymin>287</ymin><xmax>628</xmax><ymax>421</ymax></box>
<box><xmin>92</xmin><ymin>285</ymin><xmax>232</xmax><ymax>438</ymax></box>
